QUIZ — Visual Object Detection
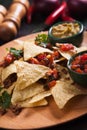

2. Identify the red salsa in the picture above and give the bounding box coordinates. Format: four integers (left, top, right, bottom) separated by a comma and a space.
71, 53, 87, 74
60, 44, 74, 51
28, 51, 60, 88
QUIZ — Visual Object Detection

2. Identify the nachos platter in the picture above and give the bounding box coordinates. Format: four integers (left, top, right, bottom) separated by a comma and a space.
0, 32, 87, 129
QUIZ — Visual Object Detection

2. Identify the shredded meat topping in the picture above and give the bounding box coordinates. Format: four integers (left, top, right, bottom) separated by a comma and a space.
3, 73, 17, 88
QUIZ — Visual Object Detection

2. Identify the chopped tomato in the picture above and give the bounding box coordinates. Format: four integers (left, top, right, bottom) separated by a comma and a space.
81, 54, 87, 61
47, 68, 59, 80
71, 64, 80, 70
37, 53, 46, 61
47, 80, 56, 88
46, 69, 54, 76
28, 57, 40, 64
36, 53, 54, 67
52, 68, 59, 79
75, 68, 83, 73
52, 51, 60, 60
5, 53, 14, 65
60, 44, 74, 51
40, 58, 49, 66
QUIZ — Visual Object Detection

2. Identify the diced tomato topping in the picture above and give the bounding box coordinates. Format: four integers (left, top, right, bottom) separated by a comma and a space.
39, 57, 48, 66
60, 44, 74, 51
47, 80, 56, 88
37, 53, 46, 61
28, 57, 40, 64
52, 68, 59, 79
47, 68, 59, 79
36, 53, 54, 67
46, 69, 54, 76
52, 51, 60, 60
4, 53, 15, 65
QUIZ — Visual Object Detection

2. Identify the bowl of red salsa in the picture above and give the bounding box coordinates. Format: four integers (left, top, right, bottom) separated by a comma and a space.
67, 51, 87, 86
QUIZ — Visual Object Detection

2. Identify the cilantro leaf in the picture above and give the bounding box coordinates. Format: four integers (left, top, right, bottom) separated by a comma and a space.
35, 34, 49, 44
10, 48, 23, 58
0, 91, 11, 109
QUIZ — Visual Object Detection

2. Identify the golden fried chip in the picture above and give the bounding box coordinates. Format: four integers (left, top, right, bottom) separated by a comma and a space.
0, 82, 16, 95
28, 90, 51, 103
51, 80, 87, 109
18, 98, 48, 108
11, 82, 45, 104
14, 60, 50, 90
76, 46, 87, 53
57, 64, 72, 82
1, 63, 17, 82
24, 41, 52, 61
56, 43, 77, 60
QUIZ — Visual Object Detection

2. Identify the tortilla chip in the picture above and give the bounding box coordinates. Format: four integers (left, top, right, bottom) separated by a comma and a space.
18, 98, 48, 108
28, 90, 51, 103
1, 63, 17, 82
1, 82, 16, 95
54, 57, 65, 63
56, 43, 77, 60
57, 65, 73, 82
14, 60, 50, 90
0, 64, 17, 94
24, 41, 52, 61
11, 82, 45, 104
51, 80, 87, 109
76, 46, 87, 53
58, 49, 75, 60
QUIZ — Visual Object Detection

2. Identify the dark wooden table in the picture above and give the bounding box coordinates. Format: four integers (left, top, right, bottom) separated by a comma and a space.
0, 1, 87, 130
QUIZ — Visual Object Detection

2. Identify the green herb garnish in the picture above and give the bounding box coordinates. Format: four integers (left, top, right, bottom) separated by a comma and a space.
0, 90, 11, 109
10, 48, 23, 58
35, 34, 49, 44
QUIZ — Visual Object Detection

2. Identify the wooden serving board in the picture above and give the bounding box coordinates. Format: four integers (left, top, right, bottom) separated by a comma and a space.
0, 32, 87, 129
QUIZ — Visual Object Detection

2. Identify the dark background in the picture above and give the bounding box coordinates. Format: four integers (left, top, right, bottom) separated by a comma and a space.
0, 0, 87, 45
0, 0, 87, 130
